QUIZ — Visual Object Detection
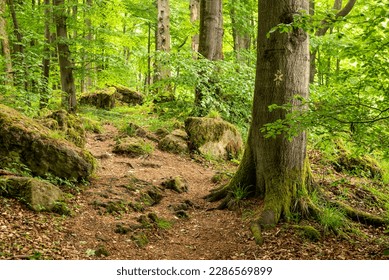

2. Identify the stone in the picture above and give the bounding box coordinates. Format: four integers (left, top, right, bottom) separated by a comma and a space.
185, 117, 243, 160
0, 104, 96, 181
158, 129, 189, 154
0, 176, 64, 212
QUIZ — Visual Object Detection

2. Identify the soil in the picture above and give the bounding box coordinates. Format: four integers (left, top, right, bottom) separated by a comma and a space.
1, 124, 388, 260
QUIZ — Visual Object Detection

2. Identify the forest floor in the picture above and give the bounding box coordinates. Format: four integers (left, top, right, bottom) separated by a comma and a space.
1, 124, 388, 260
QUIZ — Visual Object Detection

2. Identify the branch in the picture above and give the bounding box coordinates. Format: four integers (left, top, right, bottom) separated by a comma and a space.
316, 0, 357, 36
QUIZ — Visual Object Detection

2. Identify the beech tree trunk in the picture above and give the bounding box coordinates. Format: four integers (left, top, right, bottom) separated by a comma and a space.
154, 0, 173, 101
194, 0, 223, 112
208, 0, 311, 227
190, 0, 200, 54
54, 0, 77, 112
40, 0, 51, 108
0, 0, 13, 85
230, 0, 252, 61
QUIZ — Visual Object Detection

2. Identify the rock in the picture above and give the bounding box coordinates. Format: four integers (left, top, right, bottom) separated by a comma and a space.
112, 137, 153, 157
42, 110, 86, 148
80, 87, 116, 109
113, 85, 144, 106
124, 123, 158, 141
185, 117, 243, 160
158, 129, 189, 154
162, 176, 188, 193
154, 128, 170, 139
0, 104, 96, 181
0, 176, 64, 212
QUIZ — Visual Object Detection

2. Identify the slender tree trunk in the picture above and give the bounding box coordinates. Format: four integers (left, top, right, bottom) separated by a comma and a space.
309, 0, 356, 83
54, 0, 77, 112
7, 0, 29, 91
154, 0, 173, 101
0, 0, 13, 85
40, 0, 51, 108
189, 0, 200, 55
81, 0, 93, 92
230, 0, 251, 61
194, 0, 223, 112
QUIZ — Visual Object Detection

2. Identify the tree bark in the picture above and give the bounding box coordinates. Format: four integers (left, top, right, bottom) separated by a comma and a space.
194, 0, 223, 112
154, 0, 173, 101
40, 0, 52, 108
230, 0, 252, 61
208, 0, 311, 227
189, 0, 200, 54
0, 0, 13, 85
198, 0, 223, 60
54, 0, 77, 112
81, 0, 93, 93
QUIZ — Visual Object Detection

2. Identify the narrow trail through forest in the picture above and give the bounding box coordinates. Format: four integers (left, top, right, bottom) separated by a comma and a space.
1, 124, 388, 260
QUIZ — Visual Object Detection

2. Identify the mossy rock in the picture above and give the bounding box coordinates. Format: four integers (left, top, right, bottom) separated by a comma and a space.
112, 85, 144, 106
43, 110, 86, 148
0, 176, 64, 212
185, 117, 243, 160
0, 104, 96, 181
79, 87, 116, 109
162, 176, 188, 193
158, 130, 189, 154
113, 137, 154, 157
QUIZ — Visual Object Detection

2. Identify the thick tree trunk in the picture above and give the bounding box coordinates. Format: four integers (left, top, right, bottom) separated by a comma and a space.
208, 0, 311, 227
0, 0, 13, 85
54, 0, 77, 112
198, 0, 223, 60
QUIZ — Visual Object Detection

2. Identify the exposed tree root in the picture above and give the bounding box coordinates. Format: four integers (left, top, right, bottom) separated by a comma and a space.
328, 199, 387, 227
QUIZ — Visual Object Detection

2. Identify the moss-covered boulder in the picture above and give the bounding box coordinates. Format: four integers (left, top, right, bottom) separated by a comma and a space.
0, 104, 96, 181
158, 129, 189, 154
185, 117, 243, 160
80, 87, 116, 109
113, 85, 144, 106
0, 176, 64, 212
41, 110, 86, 148
113, 137, 153, 157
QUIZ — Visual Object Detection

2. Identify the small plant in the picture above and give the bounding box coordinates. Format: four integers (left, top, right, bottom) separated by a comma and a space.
227, 184, 252, 210
319, 206, 348, 234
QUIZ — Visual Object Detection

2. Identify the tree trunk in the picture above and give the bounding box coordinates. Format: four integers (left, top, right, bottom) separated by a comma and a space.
0, 0, 13, 85
40, 0, 52, 108
230, 0, 252, 61
154, 0, 173, 101
81, 0, 93, 93
194, 0, 223, 112
198, 0, 223, 60
189, 0, 200, 54
208, 0, 311, 227
54, 0, 77, 112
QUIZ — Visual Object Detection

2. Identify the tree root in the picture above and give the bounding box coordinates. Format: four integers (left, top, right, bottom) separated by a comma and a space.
328, 199, 387, 227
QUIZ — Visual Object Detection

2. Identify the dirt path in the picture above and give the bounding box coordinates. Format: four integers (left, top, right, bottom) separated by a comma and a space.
1, 124, 388, 260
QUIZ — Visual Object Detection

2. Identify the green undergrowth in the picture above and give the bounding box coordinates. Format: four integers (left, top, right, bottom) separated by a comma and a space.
78, 104, 179, 134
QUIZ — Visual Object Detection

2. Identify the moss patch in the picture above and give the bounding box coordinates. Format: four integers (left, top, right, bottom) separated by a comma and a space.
0, 104, 96, 181
113, 137, 154, 157
185, 117, 243, 160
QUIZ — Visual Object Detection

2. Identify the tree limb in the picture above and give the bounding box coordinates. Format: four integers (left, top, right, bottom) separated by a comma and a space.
316, 0, 357, 36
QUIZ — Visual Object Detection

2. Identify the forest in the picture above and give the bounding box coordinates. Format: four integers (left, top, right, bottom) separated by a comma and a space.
0, 0, 388, 260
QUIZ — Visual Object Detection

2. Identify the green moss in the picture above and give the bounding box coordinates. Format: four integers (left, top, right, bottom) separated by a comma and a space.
294, 225, 321, 242
113, 137, 154, 157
